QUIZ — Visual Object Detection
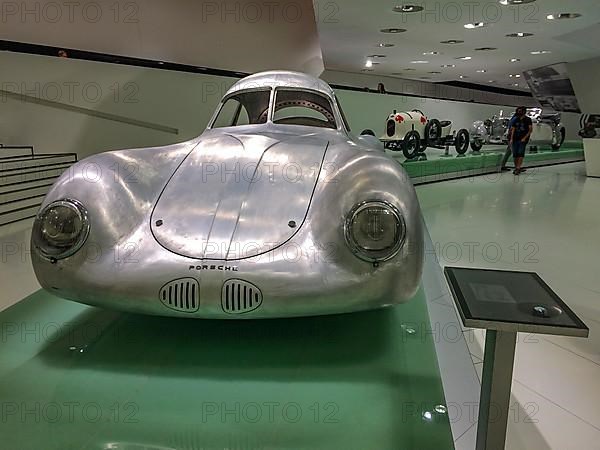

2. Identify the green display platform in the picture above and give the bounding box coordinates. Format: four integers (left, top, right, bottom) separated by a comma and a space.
401, 153, 503, 179
0, 290, 453, 450
395, 146, 584, 183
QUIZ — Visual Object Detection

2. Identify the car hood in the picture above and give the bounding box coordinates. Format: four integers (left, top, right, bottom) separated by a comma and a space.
151, 131, 328, 260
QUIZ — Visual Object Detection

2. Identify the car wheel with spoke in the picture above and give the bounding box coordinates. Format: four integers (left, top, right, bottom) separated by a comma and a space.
470, 140, 483, 152
455, 129, 470, 155
402, 130, 422, 159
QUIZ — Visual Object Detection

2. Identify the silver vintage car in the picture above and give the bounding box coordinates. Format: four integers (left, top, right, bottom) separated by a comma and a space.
31, 71, 424, 319
470, 107, 566, 152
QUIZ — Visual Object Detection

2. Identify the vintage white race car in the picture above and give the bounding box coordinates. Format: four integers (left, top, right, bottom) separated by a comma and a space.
470, 108, 566, 152
380, 109, 470, 159
31, 71, 424, 319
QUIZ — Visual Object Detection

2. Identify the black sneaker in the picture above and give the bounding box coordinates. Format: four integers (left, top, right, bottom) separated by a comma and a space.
513, 169, 519, 175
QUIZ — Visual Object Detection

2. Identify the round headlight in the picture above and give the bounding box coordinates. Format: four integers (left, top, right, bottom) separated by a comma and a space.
345, 200, 406, 262
32, 199, 90, 260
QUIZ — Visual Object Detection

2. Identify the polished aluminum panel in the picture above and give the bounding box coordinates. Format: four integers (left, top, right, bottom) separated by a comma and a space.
227, 131, 328, 259
151, 129, 327, 260
226, 70, 335, 99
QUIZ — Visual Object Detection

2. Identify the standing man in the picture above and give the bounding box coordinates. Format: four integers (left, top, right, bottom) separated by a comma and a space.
508, 106, 533, 175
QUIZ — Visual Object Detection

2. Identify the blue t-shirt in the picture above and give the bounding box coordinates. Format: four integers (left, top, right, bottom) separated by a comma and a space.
509, 115, 533, 141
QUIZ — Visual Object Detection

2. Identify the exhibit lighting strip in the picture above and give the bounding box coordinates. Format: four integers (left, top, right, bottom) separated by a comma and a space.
0, 40, 250, 79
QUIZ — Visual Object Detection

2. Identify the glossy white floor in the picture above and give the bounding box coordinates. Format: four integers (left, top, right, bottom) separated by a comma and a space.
1, 162, 598, 449
418, 162, 600, 449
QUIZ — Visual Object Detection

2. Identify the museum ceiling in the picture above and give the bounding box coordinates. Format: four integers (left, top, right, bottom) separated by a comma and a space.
1, 0, 599, 93
316, 0, 600, 91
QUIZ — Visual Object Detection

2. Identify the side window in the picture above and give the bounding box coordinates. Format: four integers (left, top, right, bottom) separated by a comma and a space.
212, 90, 270, 128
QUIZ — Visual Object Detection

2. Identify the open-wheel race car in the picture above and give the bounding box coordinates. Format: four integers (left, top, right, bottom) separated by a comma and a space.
470, 107, 566, 152
31, 71, 424, 319
379, 109, 470, 159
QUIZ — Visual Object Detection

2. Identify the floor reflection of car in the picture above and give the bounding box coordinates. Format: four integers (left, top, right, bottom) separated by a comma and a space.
469, 108, 566, 152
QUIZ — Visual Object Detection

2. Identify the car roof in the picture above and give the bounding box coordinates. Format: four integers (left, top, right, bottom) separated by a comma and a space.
225, 71, 335, 99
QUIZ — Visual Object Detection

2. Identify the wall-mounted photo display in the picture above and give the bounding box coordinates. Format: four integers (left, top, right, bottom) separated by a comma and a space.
523, 63, 581, 113
579, 114, 600, 138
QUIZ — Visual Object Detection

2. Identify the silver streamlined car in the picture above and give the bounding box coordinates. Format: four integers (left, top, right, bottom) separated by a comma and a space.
470, 107, 566, 152
31, 71, 424, 319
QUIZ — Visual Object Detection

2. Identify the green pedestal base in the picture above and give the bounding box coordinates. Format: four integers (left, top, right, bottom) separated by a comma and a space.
0, 289, 454, 450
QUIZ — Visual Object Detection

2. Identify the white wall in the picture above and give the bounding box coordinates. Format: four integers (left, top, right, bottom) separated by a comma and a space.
0, 51, 581, 162
322, 69, 539, 108
335, 88, 582, 141
0, 52, 237, 158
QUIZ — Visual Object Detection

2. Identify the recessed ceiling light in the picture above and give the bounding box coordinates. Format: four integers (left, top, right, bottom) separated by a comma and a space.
455, 56, 472, 60
423, 51, 440, 55
365, 60, 373, 68
488, 80, 495, 83
513, 83, 520, 86
380, 28, 407, 33
440, 39, 464, 44
459, 75, 468, 79
411, 60, 429, 64
367, 54, 387, 58
499, 0, 537, 5
530, 50, 552, 55
547, 13, 581, 20
475, 47, 498, 51
441, 64, 456, 68
377, 43, 395, 47
506, 32, 534, 37
464, 22, 487, 29
393, 4, 424, 13
476, 69, 487, 73
509, 74, 521, 78
508, 58, 521, 62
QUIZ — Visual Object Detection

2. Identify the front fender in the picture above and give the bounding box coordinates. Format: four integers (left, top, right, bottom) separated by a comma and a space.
308, 146, 424, 302
31, 140, 197, 299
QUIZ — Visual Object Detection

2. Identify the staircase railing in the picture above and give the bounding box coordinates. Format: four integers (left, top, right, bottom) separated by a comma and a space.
0, 145, 78, 227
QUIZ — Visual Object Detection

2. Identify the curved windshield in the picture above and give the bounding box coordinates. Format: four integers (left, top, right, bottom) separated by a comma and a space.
212, 89, 270, 128
273, 89, 337, 129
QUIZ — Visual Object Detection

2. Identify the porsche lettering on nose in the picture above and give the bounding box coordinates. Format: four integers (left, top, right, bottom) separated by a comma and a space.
188, 265, 239, 271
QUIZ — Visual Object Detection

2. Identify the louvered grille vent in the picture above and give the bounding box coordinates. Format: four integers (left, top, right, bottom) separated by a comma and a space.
159, 278, 200, 313
222, 279, 263, 314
